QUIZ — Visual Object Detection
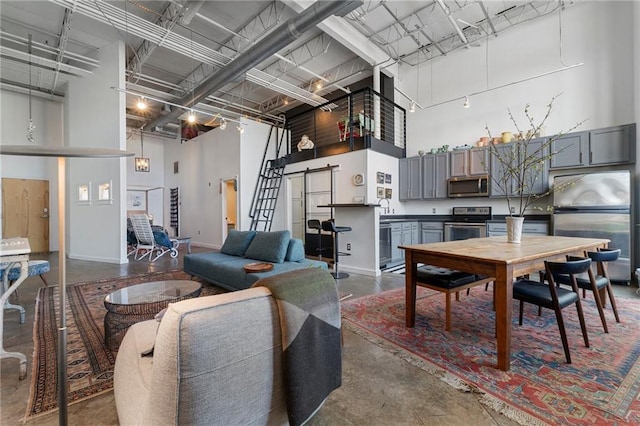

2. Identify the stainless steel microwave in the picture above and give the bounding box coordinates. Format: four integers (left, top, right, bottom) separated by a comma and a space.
447, 175, 489, 197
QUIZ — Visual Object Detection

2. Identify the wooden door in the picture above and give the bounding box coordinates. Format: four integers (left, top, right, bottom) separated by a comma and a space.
2, 178, 50, 252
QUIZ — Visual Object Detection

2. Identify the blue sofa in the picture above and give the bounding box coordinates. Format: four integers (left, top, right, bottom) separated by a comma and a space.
184, 230, 328, 291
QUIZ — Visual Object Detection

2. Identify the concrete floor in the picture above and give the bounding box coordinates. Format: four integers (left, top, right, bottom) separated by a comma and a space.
2, 247, 638, 425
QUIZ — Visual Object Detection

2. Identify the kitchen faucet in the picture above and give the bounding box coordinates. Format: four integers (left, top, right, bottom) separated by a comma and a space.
378, 198, 390, 214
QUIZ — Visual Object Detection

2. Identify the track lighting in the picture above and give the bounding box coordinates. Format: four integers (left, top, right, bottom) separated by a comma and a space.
187, 110, 196, 123
136, 97, 148, 110
219, 118, 227, 130
409, 101, 416, 113
463, 96, 470, 108
237, 125, 244, 134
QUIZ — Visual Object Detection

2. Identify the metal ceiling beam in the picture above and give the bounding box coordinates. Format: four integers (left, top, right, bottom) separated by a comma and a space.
51, 8, 74, 94
282, 0, 396, 75
127, 1, 205, 82
49, 0, 231, 67
148, 0, 362, 130
435, 0, 469, 47
478, 1, 498, 37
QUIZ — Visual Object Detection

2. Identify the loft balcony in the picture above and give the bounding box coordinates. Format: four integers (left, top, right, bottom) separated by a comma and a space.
285, 87, 406, 163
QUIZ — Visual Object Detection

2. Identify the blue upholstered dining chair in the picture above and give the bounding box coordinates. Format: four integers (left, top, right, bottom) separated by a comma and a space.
553, 249, 621, 333
513, 258, 592, 364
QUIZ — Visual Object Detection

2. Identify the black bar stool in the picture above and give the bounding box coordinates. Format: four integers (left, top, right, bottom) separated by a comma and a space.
307, 219, 325, 260
321, 219, 352, 279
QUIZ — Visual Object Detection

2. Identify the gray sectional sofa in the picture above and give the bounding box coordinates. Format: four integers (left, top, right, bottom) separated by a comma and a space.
183, 229, 328, 291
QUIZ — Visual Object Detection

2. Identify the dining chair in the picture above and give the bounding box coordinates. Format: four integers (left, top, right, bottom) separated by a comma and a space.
552, 249, 621, 333
513, 258, 591, 364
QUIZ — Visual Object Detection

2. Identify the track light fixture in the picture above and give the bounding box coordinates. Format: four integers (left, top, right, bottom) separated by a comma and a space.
237, 125, 244, 134
409, 101, 416, 113
187, 110, 196, 123
463, 96, 470, 108
219, 118, 227, 130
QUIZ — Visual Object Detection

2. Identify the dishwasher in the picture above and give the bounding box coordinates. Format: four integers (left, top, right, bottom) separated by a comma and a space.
379, 223, 392, 268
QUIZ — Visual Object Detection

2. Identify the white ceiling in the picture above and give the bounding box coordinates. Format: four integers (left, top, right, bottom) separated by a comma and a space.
0, 0, 562, 135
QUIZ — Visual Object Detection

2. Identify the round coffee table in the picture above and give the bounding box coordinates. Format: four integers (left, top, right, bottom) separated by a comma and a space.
104, 280, 201, 350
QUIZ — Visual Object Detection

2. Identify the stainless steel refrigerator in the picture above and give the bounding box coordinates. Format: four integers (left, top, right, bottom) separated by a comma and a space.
552, 171, 631, 284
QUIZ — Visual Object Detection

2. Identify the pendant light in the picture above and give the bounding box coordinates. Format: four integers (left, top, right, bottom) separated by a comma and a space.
26, 34, 36, 143
135, 128, 150, 172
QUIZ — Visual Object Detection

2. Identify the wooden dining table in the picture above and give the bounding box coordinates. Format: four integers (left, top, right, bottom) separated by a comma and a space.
400, 235, 609, 371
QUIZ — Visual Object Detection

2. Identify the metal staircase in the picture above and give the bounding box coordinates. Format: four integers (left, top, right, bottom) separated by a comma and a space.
249, 125, 287, 231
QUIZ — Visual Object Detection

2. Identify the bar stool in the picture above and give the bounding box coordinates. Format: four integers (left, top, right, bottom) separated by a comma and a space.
307, 219, 325, 260
321, 219, 351, 279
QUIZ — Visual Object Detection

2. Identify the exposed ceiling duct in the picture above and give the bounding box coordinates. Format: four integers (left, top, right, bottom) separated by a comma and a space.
148, 0, 363, 131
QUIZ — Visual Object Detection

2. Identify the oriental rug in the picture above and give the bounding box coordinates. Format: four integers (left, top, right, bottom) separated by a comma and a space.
341, 287, 640, 426
27, 270, 224, 419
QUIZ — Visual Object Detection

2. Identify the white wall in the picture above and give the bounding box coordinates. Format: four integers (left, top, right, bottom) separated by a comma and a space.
0, 90, 62, 248
394, 1, 635, 216
126, 129, 169, 224
66, 40, 127, 263
162, 118, 269, 249
401, 2, 634, 154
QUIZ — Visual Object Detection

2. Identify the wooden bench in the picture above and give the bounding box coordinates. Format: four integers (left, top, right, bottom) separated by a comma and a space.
411, 265, 494, 331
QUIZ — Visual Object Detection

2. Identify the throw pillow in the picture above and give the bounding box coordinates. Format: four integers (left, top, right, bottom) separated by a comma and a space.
244, 230, 291, 263
221, 230, 257, 256
285, 238, 305, 262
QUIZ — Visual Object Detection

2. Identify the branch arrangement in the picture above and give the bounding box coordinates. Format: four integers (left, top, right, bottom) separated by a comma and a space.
485, 94, 587, 216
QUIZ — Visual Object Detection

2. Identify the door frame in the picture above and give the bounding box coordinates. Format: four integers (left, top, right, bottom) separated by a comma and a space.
220, 176, 239, 241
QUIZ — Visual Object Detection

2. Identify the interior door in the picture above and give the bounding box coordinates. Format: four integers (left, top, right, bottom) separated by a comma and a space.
2, 178, 50, 252
289, 176, 304, 240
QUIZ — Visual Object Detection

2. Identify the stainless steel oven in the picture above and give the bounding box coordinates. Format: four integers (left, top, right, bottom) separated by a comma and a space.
443, 207, 491, 242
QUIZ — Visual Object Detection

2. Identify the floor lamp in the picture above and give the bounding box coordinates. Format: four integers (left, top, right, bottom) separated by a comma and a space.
0, 145, 133, 425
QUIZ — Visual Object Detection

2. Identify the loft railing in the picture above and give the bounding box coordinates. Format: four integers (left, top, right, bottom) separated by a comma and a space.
285, 87, 406, 162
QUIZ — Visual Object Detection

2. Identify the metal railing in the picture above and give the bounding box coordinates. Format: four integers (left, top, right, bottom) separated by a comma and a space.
286, 87, 406, 161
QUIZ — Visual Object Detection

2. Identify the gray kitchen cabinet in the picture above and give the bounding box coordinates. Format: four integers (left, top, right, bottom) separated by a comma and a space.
389, 221, 419, 265
590, 125, 634, 166
549, 132, 588, 169
422, 153, 448, 199
490, 139, 548, 197
399, 156, 422, 200
405, 222, 419, 247
548, 124, 635, 170
390, 223, 403, 264
450, 148, 488, 177
487, 221, 549, 237
421, 222, 444, 243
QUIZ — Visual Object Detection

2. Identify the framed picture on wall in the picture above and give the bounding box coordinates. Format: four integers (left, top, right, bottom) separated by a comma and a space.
377, 186, 384, 198
127, 191, 146, 211
385, 173, 391, 184
77, 183, 91, 205
97, 180, 113, 204
376, 172, 385, 184
385, 188, 392, 199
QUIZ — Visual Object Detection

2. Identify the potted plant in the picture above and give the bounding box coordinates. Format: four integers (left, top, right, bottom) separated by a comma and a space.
486, 95, 585, 243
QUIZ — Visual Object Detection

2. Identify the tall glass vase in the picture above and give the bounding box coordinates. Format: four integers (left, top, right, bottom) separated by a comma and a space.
506, 216, 525, 243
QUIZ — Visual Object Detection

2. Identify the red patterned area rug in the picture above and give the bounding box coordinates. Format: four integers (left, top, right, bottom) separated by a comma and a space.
341, 287, 640, 425
27, 270, 224, 420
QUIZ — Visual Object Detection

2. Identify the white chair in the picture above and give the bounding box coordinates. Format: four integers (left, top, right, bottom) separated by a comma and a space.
129, 214, 178, 262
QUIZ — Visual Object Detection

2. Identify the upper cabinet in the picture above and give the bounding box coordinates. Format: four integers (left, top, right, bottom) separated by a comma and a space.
449, 148, 488, 177
549, 124, 636, 170
489, 138, 548, 197
590, 125, 635, 166
399, 153, 448, 200
399, 156, 422, 201
422, 153, 449, 199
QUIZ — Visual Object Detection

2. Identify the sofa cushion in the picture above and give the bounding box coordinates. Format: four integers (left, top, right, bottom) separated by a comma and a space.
244, 230, 291, 263
285, 238, 305, 262
220, 230, 257, 256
